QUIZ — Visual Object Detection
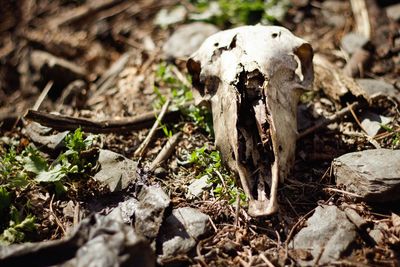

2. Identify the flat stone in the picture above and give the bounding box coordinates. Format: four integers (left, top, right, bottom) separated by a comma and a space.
24, 122, 69, 150
93, 150, 138, 192
134, 185, 170, 240
386, 3, 400, 21
356, 79, 400, 103
0, 214, 155, 267
158, 207, 210, 259
341, 32, 369, 55
360, 111, 392, 137
334, 149, 400, 202
186, 175, 210, 199
162, 22, 219, 59
291, 205, 357, 266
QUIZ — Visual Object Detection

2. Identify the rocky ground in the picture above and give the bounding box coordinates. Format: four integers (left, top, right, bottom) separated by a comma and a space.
0, 0, 399, 266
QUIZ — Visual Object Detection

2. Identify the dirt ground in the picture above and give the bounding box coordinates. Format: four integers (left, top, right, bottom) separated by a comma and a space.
0, 0, 400, 266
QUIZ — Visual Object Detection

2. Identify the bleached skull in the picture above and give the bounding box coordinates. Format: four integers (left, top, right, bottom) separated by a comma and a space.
187, 25, 313, 216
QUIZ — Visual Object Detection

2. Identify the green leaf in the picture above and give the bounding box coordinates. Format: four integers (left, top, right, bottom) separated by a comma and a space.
35, 164, 66, 182
381, 124, 393, 132
7, 173, 29, 189
23, 150, 48, 174
0, 211, 36, 244
54, 181, 67, 196
65, 128, 91, 152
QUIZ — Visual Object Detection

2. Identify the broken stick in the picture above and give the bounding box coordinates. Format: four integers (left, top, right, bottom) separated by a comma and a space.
134, 99, 170, 157
24, 106, 183, 134
149, 132, 182, 172
297, 102, 361, 139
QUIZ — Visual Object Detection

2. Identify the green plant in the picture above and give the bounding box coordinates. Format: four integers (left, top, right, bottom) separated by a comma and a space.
190, 0, 290, 26
154, 62, 193, 110
0, 145, 35, 244
381, 124, 400, 148
0, 206, 36, 245
153, 62, 214, 135
23, 128, 95, 184
187, 146, 247, 205
183, 105, 214, 136
0, 146, 30, 189
0, 128, 96, 244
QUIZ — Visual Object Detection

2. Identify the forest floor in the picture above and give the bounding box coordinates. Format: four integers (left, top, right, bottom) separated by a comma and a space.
0, 0, 399, 266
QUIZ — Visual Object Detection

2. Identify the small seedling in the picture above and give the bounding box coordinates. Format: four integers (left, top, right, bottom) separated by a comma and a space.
23, 128, 95, 184
0, 207, 36, 245
187, 146, 247, 205
153, 62, 214, 135
381, 124, 400, 148
0, 128, 96, 244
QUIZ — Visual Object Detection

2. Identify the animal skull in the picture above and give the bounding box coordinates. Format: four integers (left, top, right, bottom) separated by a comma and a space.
187, 25, 314, 216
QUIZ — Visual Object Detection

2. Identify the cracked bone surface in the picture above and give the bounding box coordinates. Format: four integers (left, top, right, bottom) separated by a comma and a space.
187, 25, 314, 216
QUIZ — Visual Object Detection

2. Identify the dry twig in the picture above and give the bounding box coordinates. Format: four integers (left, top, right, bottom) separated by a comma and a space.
24, 106, 183, 133
33, 81, 54, 111
134, 99, 170, 157
49, 194, 66, 236
259, 253, 276, 267
148, 132, 182, 172
298, 102, 361, 139
350, 0, 371, 39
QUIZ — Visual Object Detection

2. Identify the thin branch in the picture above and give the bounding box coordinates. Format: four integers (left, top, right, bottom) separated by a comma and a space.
24, 106, 183, 133
297, 102, 361, 139
134, 99, 170, 157
148, 132, 182, 172
347, 103, 368, 134
33, 81, 53, 111
350, 0, 371, 39
259, 253, 276, 267
323, 187, 362, 198
49, 194, 66, 236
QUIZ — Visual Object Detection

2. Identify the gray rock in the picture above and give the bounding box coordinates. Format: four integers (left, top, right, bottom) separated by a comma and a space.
186, 175, 210, 199
162, 22, 219, 59
386, 3, 400, 21
291, 205, 357, 266
24, 122, 69, 150
93, 149, 138, 192
334, 149, 400, 202
360, 111, 392, 137
341, 32, 369, 55
0, 214, 155, 267
356, 79, 400, 103
107, 198, 138, 224
135, 185, 170, 240
158, 207, 210, 259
